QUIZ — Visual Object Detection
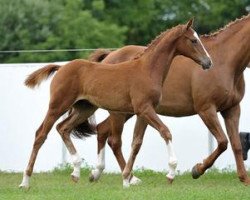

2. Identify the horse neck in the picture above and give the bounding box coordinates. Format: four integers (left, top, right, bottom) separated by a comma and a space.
139, 27, 182, 85
204, 16, 250, 76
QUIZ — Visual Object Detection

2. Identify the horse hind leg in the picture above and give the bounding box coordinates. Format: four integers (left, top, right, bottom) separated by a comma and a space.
56, 101, 97, 183
19, 107, 63, 189
222, 105, 250, 185
193, 107, 228, 179
89, 117, 110, 182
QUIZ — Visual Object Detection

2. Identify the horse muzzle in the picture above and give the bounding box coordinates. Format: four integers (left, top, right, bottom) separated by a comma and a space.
201, 57, 213, 70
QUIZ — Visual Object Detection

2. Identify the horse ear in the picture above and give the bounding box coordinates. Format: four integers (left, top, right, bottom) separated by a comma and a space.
186, 18, 194, 30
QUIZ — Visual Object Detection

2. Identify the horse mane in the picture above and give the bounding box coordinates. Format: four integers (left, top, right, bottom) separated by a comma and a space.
88, 49, 111, 62
133, 24, 185, 60
202, 13, 250, 38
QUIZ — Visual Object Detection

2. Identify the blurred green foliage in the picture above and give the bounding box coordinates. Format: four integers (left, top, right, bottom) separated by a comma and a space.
0, 0, 249, 63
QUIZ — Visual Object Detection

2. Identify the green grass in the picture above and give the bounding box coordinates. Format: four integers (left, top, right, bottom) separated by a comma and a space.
0, 167, 250, 200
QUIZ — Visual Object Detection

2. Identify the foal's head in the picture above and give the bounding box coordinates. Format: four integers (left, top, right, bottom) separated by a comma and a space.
176, 19, 212, 70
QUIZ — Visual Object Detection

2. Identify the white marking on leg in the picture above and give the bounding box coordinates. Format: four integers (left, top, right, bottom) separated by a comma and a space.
71, 153, 82, 179
19, 172, 30, 188
91, 147, 105, 181
166, 141, 178, 180
123, 177, 130, 188
193, 31, 211, 59
129, 175, 142, 185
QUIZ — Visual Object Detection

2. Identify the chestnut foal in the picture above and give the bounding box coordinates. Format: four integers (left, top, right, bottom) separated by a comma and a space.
19, 19, 211, 188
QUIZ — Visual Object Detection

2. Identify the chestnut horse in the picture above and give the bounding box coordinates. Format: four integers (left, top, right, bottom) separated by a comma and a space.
19, 19, 212, 188
85, 14, 250, 186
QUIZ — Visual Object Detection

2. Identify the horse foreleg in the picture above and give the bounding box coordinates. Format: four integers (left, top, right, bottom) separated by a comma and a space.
122, 116, 147, 188
166, 141, 177, 183
19, 108, 61, 189
194, 107, 228, 179
136, 105, 177, 183
221, 104, 250, 185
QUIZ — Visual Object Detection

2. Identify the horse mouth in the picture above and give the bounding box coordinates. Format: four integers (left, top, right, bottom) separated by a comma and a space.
201, 58, 213, 70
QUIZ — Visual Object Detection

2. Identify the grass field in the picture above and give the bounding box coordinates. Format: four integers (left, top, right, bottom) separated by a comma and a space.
0, 167, 250, 200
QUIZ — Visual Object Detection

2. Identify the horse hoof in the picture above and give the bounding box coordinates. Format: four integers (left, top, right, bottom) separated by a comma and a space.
123, 180, 130, 188
129, 176, 142, 185
19, 184, 30, 190
243, 178, 250, 186
71, 175, 80, 183
89, 174, 96, 182
167, 177, 174, 184
191, 165, 201, 179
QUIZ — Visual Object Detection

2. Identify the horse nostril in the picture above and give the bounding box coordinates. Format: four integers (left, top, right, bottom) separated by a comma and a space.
201, 58, 212, 70
207, 59, 212, 67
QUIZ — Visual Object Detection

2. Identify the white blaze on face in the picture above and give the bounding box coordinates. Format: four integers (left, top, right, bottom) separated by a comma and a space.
193, 31, 211, 59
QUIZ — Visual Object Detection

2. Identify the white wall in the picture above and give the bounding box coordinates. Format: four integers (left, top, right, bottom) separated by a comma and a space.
0, 63, 249, 173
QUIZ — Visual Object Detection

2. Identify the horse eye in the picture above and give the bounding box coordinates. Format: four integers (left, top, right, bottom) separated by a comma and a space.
191, 39, 198, 44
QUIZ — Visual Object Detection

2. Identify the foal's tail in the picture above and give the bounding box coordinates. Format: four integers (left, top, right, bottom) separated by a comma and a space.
88, 49, 111, 62
71, 114, 97, 139
24, 64, 61, 88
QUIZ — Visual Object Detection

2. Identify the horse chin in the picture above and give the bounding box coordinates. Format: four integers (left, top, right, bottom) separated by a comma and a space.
197, 55, 212, 70
201, 60, 212, 70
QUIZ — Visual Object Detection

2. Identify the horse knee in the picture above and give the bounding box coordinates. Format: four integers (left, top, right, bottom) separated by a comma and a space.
159, 128, 172, 141
109, 138, 121, 152
218, 138, 228, 151
97, 131, 109, 144
56, 124, 68, 138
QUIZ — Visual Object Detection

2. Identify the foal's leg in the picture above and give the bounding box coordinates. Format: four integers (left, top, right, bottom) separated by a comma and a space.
192, 106, 228, 179
122, 105, 177, 187
89, 117, 110, 182
89, 113, 141, 184
19, 107, 65, 188
221, 105, 250, 185
122, 116, 147, 187
57, 103, 97, 182
108, 113, 142, 185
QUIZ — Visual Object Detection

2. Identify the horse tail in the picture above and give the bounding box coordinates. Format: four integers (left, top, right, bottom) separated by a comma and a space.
88, 49, 111, 62
71, 114, 97, 139
24, 64, 61, 88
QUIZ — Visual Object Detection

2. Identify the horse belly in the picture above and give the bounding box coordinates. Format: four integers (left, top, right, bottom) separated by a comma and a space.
84, 93, 134, 113
156, 101, 196, 117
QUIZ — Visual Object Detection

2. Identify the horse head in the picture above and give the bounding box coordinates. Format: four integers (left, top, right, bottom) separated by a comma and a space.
176, 18, 213, 70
